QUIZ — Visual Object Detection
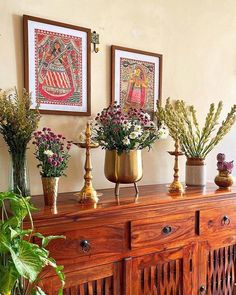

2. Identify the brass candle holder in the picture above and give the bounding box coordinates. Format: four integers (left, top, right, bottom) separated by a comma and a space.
168, 139, 184, 193
74, 122, 101, 203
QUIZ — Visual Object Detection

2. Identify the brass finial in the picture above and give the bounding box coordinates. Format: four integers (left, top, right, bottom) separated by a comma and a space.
168, 138, 184, 193
74, 122, 100, 203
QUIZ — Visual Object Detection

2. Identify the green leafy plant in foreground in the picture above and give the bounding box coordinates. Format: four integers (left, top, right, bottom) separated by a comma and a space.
0, 192, 65, 295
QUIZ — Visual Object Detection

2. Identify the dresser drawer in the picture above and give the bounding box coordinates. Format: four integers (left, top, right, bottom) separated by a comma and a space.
45, 223, 126, 265
131, 213, 195, 250
200, 207, 236, 236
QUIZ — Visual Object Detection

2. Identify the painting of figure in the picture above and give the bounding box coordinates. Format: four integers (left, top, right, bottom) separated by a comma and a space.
24, 15, 91, 115
36, 32, 82, 105
112, 46, 162, 114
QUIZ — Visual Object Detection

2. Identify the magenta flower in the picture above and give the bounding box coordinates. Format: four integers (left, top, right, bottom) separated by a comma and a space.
217, 153, 225, 162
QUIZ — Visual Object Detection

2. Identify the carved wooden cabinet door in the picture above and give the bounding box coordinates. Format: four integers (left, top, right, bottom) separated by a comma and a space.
41, 262, 121, 295
199, 241, 236, 295
127, 244, 197, 295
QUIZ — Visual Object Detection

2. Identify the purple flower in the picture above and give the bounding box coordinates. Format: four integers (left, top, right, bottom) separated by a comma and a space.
217, 153, 225, 162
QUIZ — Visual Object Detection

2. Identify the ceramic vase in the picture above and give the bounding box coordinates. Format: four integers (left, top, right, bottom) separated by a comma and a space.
42, 177, 60, 206
185, 158, 206, 186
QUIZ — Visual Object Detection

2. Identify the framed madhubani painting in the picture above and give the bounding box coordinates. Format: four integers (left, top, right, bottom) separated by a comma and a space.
23, 15, 91, 116
111, 45, 162, 114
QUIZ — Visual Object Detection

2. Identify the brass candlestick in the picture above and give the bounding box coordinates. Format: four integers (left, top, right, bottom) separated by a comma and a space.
168, 139, 184, 193
74, 122, 101, 203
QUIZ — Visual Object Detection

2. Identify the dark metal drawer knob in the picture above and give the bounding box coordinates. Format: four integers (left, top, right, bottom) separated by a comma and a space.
80, 240, 91, 252
199, 285, 206, 294
162, 226, 172, 234
222, 215, 230, 225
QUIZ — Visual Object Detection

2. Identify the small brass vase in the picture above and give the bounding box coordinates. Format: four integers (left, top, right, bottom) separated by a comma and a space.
104, 150, 143, 196
42, 177, 59, 206
214, 171, 234, 189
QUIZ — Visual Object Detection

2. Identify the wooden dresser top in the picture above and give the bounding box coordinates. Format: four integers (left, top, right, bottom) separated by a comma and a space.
31, 184, 236, 223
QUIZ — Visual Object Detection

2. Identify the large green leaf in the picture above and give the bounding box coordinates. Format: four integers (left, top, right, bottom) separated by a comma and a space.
0, 264, 18, 293
31, 286, 47, 295
2, 216, 21, 230
10, 240, 44, 282
34, 233, 65, 248
0, 231, 11, 253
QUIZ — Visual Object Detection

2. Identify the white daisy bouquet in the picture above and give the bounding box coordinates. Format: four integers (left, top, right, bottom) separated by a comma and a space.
94, 103, 168, 155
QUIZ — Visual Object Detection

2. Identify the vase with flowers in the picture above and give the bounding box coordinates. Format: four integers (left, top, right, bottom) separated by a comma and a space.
157, 99, 236, 186
93, 103, 168, 196
0, 88, 40, 196
33, 128, 72, 206
214, 153, 234, 188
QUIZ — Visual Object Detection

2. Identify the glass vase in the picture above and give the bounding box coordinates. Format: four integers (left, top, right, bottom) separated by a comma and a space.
9, 151, 30, 197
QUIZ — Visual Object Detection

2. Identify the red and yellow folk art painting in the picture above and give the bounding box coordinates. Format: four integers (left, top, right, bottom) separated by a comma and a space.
120, 58, 155, 112
35, 29, 82, 106
112, 46, 162, 114
24, 15, 91, 115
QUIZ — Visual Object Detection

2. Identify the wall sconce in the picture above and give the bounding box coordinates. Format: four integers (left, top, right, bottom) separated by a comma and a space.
91, 31, 99, 53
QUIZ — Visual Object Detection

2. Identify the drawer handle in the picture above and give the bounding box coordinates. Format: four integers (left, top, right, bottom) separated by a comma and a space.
222, 215, 231, 226
199, 285, 206, 294
80, 240, 91, 252
162, 226, 172, 235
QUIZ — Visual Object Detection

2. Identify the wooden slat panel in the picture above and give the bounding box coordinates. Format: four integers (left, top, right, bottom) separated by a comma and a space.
203, 244, 236, 294
132, 248, 186, 295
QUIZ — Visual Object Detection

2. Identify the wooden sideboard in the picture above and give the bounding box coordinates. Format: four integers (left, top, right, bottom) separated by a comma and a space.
30, 184, 236, 295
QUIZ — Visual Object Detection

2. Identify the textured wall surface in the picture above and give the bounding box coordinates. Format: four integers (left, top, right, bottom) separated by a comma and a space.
0, 0, 236, 195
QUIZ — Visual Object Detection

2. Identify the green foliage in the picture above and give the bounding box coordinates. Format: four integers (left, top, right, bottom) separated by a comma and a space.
0, 192, 65, 295
156, 99, 236, 159
0, 88, 41, 154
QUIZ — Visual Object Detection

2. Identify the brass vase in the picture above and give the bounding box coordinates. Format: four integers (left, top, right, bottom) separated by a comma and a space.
104, 150, 143, 196
42, 177, 60, 206
214, 171, 234, 188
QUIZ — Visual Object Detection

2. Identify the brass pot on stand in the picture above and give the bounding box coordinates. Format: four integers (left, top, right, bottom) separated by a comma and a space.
104, 150, 143, 197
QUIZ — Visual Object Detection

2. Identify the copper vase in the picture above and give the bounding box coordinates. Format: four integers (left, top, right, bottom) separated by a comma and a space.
42, 177, 60, 206
104, 150, 143, 196
214, 171, 234, 188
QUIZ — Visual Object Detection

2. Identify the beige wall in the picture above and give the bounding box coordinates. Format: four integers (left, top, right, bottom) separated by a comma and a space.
0, 0, 236, 195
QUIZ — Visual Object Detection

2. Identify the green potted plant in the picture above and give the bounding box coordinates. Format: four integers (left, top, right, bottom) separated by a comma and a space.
33, 128, 72, 206
0, 88, 41, 196
156, 99, 236, 186
0, 191, 65, 294
93, 103, 168, 196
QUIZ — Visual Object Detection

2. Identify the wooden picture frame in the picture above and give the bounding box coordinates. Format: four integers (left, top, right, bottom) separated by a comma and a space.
23, 15, 91, 116
111, 45, 162, 114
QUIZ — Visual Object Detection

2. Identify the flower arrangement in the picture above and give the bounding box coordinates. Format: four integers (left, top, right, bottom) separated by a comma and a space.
0, 88, 41, 196
156, 99, 236, 159
217, 153, 234, 174
93, 104, 168, 154
33, 128, 72, 177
